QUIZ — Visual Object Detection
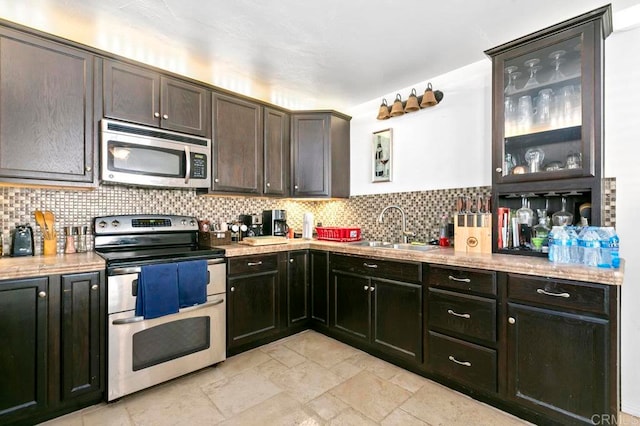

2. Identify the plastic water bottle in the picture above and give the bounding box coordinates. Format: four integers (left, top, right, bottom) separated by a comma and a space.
579, 227, 601, 267
567, 226, 580, 264
596, 227, 613, 268
611, 231, 620, 268
547, 227, 555, 262
551, 226, 571, 264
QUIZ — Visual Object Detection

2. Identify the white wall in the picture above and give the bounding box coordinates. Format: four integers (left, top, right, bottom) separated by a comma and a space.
348, 21, 640, 416
348, 60, 493, 195
605, 24, 640, 415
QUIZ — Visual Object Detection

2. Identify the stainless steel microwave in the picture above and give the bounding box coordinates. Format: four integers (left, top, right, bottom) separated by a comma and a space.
100, 119, 211, 189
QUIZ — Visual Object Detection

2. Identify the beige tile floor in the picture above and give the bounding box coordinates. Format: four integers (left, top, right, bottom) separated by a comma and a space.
41, 330, 638, 426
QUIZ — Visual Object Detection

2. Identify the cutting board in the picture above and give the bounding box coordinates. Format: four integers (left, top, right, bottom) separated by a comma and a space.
239, 236, 289, 246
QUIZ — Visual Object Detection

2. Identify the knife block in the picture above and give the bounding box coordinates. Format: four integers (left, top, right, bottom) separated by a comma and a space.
454, 213, 492, 254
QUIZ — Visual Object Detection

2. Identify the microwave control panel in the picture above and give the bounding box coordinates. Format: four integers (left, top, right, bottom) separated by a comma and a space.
191, 153, 208, 179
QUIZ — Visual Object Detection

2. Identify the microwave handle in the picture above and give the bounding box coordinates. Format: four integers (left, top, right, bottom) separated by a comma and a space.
184, 146, 191, 184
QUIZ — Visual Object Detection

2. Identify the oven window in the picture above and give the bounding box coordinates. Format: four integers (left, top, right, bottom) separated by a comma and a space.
132, 317, 210, 371
107, 141, 184, 177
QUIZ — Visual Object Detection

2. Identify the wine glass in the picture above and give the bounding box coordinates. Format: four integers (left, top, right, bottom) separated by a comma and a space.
504, 66, 520, 95
523, 58, 541, 89
548, 50, 566, 82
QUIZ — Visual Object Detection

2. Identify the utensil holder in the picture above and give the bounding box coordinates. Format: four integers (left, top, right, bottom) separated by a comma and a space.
43, 239, 57, 255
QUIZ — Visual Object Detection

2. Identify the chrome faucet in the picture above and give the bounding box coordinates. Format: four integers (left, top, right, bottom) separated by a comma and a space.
378, 205, 415, 244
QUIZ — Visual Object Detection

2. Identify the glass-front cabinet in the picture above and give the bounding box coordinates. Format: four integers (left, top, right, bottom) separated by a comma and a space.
486, 5, 611, 256
487, 6, 611, 184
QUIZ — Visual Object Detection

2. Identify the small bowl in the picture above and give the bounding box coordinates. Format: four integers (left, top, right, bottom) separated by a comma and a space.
544, 161, 564, 171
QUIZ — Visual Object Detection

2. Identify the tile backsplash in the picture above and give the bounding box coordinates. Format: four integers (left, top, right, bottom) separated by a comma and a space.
0, 179, 615, 255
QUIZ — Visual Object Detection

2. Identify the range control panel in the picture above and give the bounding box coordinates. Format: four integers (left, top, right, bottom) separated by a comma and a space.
94, 215, 198, 235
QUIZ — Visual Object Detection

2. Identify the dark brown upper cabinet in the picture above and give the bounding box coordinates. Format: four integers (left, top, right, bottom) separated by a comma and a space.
291, 112, 350, 198
0, 27, 95, 186
104, 60, 210, 137
485, 5, 611, 187
211, 93, 263, 194
485, 5, 611, 257
263, 107, 290, 196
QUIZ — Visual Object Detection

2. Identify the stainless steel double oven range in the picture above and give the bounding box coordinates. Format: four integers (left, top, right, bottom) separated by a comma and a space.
94, 215, 226, 401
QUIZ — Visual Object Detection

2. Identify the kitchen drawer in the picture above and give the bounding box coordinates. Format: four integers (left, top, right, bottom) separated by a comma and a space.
330, 254, 422, 283
428, 331, 497, 394
429, 266, 496, 296
228, 254, 279, 276
428, 288, 496, 343
507, 273, 608, 316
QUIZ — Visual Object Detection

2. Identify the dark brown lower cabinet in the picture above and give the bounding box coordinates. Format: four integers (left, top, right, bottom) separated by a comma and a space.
0, 272, 104, 426
0, 277, 48, 424
330, 254, 423, 364
287, 250, 309, 327
60, 272, 102, 401
309, 250, 329, 327
507, 303, 609, 424
227, 253, 285, 354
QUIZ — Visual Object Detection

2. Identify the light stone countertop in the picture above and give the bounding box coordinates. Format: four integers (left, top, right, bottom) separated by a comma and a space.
0, 240, 624, 286
220, 239, 625, 286
0, 252, 105, 281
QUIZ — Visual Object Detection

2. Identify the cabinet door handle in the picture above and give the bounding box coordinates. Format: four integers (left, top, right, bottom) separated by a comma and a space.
495, 167, 503, 173
370, 286, 375, 292
294, 185, 299, 190
214, 178, 220, 183
91, 284, 98, 291
508, 317, 516, 324
154, 112, 160, 118
230, 287, 235, 292
266, 182, 271, 187
162, 114, 169, 120
85, 165, 92, 172
448, 356, 471, 367
289, 258, 294, 263
536, 288, 570, 298
364, 285, 369, 291
447, 309, 470, 319
247, 261, 263, 266
363, 263, 378, 269
38, 291, 47, 299
448, 275, 471, 283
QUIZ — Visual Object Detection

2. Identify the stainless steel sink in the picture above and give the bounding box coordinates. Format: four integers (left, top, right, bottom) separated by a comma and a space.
350, 240, 393, 247
350, 241, 439, 252
387, 243, 439, 252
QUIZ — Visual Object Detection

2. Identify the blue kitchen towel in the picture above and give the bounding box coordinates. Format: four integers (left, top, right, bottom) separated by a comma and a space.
177, 260, 208, 307
135, 263, 179, 319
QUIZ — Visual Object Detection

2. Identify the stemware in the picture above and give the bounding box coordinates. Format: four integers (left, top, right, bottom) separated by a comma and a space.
523, 58, 541, 89
504, 66, 520, 95
552, 197, 574, 226
548, 50, 566, 82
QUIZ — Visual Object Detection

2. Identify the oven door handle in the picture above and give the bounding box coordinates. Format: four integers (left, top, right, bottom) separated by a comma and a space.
111, 297, 224, 325
110, 258, 225, 276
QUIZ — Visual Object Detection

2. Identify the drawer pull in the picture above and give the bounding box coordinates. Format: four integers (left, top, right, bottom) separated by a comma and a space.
247, 261, 263, 266
448, 275, 471, 283
364, 285, 369, 291
448, 355, 471, 367
363, 263, 378, 269
536, 288, 570, 298
447, 309, 471, 319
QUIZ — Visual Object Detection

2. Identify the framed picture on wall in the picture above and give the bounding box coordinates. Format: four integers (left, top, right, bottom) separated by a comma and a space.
372, 128, 392, 182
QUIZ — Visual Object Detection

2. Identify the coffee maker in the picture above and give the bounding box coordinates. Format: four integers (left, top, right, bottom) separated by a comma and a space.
262, 210, 288, 236
239, 214, 263, 237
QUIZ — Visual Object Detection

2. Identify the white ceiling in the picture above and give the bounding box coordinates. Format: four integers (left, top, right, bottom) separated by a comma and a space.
2, 0, 640, 110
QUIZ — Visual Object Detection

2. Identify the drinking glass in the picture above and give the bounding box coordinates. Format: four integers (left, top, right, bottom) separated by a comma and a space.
560, 85, 575, 126
517, 95, 534, 133
536, 89, 553, 127
504, 66, 520, 95
523, 58, 541, 89
548, 50, 566, 82
504, 96, 517, 136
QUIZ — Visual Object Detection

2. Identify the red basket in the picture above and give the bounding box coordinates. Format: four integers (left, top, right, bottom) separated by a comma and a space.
316, 227, 361, 242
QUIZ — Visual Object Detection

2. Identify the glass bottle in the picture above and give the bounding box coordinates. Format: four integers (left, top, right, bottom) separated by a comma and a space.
532, 209, 551, 252
516, 197, 534, 249
552, 197, 574, 226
